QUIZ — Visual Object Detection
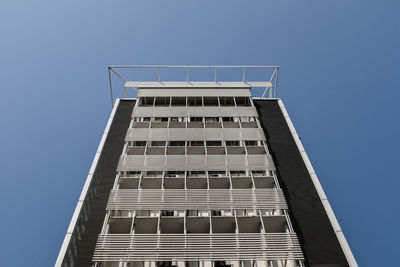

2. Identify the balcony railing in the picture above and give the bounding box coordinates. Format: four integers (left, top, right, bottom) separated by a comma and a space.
107, 65, 280, 107
93, 233, 302, 261
106, 189, 287, 211
117, 155, 276, 172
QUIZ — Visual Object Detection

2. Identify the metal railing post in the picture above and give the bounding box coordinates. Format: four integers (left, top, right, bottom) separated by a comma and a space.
274, 67, 279, 98
108, 67, 114, 108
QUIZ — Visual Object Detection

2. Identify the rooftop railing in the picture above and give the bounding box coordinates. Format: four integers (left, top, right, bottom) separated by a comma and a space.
108, 65, 280, 107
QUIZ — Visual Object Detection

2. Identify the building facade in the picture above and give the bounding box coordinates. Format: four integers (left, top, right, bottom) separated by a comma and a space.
56, 66, 357, 267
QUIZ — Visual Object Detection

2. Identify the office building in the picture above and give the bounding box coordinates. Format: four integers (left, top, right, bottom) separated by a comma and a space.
56, 66, 357, 267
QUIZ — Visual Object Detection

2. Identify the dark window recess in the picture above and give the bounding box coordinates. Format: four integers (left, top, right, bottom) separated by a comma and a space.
139, 97, 154, 107
222, 117, 235, 122
161, 211, 175, 216
171, 97, 186, 106
188, 141, 204, 146
189, 117, 203, 122
187, 97, 202, 106
205, 117, 219, 122
153, 117, 168, 122
154, 97, 170, 106
203, 97, 219, 106
235, 97, 251, 106
226, 141, 241, 146
206, 141, 222, 146
133, 141, 146, 146
169, 141, 185, 146
219, 97, 235, 106
245, 141, 258, 146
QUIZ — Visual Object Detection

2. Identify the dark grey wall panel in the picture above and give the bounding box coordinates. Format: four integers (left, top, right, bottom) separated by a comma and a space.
62, 100, 135, 267
254, 100, 349, 267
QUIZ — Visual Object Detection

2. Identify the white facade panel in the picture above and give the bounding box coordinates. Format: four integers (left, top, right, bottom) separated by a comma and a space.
125, 128, 266, 142
136, 86, 252, 96
186, 155, 206, 170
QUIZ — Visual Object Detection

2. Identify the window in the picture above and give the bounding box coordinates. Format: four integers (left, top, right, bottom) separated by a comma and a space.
187, 97, 202, 106
169, 141, 185, 146
132, 141, 146, 146
170, 117, 185, 122
222, 117, 235, 122
212, 210, 222, 216
203, 97, 219, 106
205, 117, 219, 122
171, 97, 186, 106
188, 141, 204, 146
230, 170, 247, 177
219, 96, 235, 106
189, 117, 203, 122
154, 97, 170, 106
165, 171, 185, 178
144, 171, 163, 178
139, 97, 154, 107
235, 97, 251, 106
128, 171, 141, 177
161, 211, 175, 216
208, 171, 226, 178
206, 141, 222, 146
239, 117, 256, 122
245, 141, 259, 146
225, 141, 241, 147
252, 170, 266, 177
188, 171, 206, 178
153, 117, 168, 122
150, 141, 166, 147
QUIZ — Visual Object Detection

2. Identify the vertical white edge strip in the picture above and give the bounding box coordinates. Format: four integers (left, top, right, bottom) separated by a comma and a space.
55, 99, 122, 267
275, 99, 358, 267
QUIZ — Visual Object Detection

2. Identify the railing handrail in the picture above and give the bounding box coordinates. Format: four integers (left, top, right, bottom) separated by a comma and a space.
107, 65, 280, 107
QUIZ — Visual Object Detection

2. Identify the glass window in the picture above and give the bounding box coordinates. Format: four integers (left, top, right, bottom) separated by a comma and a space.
206, 141, 222, 146
188, 141, 204, 146
154, 97, 170, 106
245, 141, 258, 146
171, 97, 186, 106
203, 97, 219, 106
219, 96, 235, 106
235, 97, 251, 106
139, 97, 154, 107
205, 117, 220, 122
133, 141, 146, 146
187, 97, 202, 106
169, 141, 185, 146
189, 117, 203, 122
150, 141, 166, 147
225, 141, 241, 146
208, 171, 226, 177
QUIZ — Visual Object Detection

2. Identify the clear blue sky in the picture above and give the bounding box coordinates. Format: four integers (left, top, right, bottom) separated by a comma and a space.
1, 1, 399, 266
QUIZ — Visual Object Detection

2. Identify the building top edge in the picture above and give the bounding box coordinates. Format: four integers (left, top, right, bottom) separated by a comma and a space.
125, 81, 272, 89
110, 65, 279, 68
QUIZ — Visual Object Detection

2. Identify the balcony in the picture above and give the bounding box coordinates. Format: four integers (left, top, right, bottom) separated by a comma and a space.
106, 189, 287, 211
93, 233, 303, 262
